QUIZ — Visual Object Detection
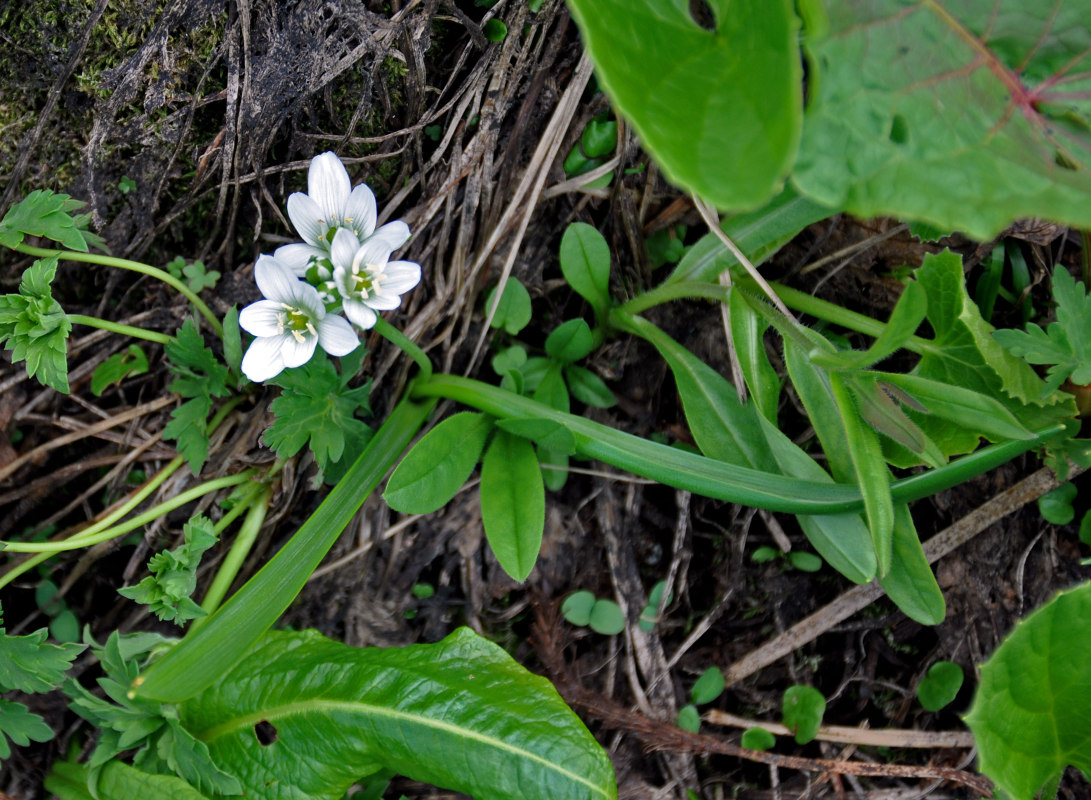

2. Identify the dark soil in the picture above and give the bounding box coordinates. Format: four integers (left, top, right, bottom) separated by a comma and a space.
2, 1, 1090, 798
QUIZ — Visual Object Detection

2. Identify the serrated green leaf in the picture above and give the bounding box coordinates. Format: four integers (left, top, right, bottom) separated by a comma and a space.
0, 189, 90, 251
481, 430, 544, 581
965, 582, 1091, 800
0, 623, 83, 693
794, 2, 1091, 239
182, 628, 616, 800
0, 699, 54, 761
91, 344, 149, 396
917, 661, 963, 712
486, 278, 532, 335
782, 685, 825, 745
162, 397, 213, 475
561, 591, 596, 627
876, 504, 945, 625
0, 257, 71, 393
164, 319, 231, 474
266, 356, 373, 475
566, 0, 801, 210
690, 667, 725, 705
559, 223, 611, 318
384, 412, 492, 514
564, 364, 615, 408
545, 319, 594, 363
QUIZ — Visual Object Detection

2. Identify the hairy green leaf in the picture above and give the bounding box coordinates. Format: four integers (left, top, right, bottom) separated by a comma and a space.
729, 287, 780, 423
965, 582, 1091, 800
795, 2, 1091, 239
0, 257, 71, 393
566, 0, 801, 210
559, 223, 611, 319
384, 412, 491, 514
481, 430, 544, 581
183, 628, 616, 800
811, 281, 927, 371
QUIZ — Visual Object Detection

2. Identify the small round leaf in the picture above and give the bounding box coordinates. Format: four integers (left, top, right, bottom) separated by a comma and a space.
690, 667, 725, 705
917, 661, 964, 712
561, 591, 596, 627
1039, 482, 1077, 525
782, 685, 826, 744
741, 727, 776, 751
676, 704, 701, 733
588, 599, 625, 635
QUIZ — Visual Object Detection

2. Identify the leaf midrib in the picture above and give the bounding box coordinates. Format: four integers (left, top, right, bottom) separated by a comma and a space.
197, 698, 610, 798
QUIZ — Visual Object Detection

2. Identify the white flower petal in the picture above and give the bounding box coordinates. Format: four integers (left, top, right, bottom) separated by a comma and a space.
342, 185, 377, 239
343, 299, 378, 329
309, 152, 351, 223
364, 292, 402, 311
273, 242, 322, 276
280, 335, 317, 369
317, 314, 360, 355
368, 220, 411, 252
242, 335, 287, 382
254, 256, 302, 303
287, 193, 325, 246
352, 238, 394, 272
380, 260, 422, 295
239, 300, 284, 336
329, 228, 361, 271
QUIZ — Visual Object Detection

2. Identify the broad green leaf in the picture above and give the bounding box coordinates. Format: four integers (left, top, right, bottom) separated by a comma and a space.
917, 661, 964, 712
81, 760, 211, 800
830, 373, 893, 574
91, 344, 149, 396
666, 185, 833, 285
491, 344, 527, 376
566, 0, 801, 209
876, 504, 945, 625
1038, 482, 1077, 525
741, 727, 776, 751
782, 685, 825, 745
481, 430, 544, 581
810, 281, 927, 371
545, 319, 595, 363
965, 582, 1091, 800
495, 418, 577, 454
588, 599, 625, 636
561, 591, 597, 627
485, 278, 532, 335
0, 189, 91, 251
183, 628, 616, 800
728, 287, 780, 423
564, 364, 615, 408
559, 223, 611, 319
384, 412, 492, 514
690, 667, 725, 705
794, 1, 1091, 239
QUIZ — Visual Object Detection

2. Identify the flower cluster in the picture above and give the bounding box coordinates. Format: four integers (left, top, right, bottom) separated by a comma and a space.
239, 152, 421, 382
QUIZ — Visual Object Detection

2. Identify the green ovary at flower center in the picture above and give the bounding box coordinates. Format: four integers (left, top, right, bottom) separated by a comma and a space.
352, 269, 376, 297
279, 307, 317, 342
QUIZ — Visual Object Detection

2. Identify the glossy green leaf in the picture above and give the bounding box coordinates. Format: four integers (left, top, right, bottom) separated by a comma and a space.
728, 287, 780, 423
794, 2, 1091, 239
486, 278, 532, 335
741, 727, 776, 751
830, 373, 893, 575
545, 319, 595, 363
559, 223, 611, 319
917, 661, 964, 712
782, 685, 825, 745
588, 599, 625, 636
965, 582, 1091, 800
481, 430, 544, 581
1038, 482, 1077, 525
690, 667, 725, 705
564, 364, 615, 408
561, 591, 596, 627
384, 412, 492, 514
182, 628, 616, 800
581, 119, 617, 159
566, 0, 801, 209
876, 504, 945, 625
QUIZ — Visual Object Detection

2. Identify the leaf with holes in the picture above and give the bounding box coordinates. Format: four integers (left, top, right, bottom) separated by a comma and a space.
566, 0, 801, 210
794, 1, 1091, 239
181, 628, 616, 800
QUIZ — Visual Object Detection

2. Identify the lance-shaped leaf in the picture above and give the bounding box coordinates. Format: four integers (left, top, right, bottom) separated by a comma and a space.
809, 281, 927, 371
481, 429, 545, 581
566, 0, 801, 210
876, 504, 944, 626
794, 1, 1091, 239
183, 628, 616, 800
965, 582, 1091, 800
559, 223, 611, 320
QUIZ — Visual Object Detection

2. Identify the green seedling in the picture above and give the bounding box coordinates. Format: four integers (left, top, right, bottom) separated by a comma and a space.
34, 579, 79, 643
563, 116, 617, 189
637, 579, 672, 632
676, 704, 701, 733
751, 546, 823, 573
561, 591, 625, 635
741, 727, 776, 751
690, 666, 725, 705
1038, 482, 1077, 525
782, 685, 826, 745
916, 660, 963, 712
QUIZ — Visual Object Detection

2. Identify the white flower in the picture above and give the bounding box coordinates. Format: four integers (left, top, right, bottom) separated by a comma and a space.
330, 228, 421, 329
239, 255, 359, 382
274, 151, 410, 278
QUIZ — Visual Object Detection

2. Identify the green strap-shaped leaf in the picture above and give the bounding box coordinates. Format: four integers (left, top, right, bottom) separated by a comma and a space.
559, 223, 611, 319
794, 1, 1091, 239
184, 628, 615, 800
384, 412, 492, 514
481, 430, 545, 582
566, 0, 801, 210
965, 582, 1091, 800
